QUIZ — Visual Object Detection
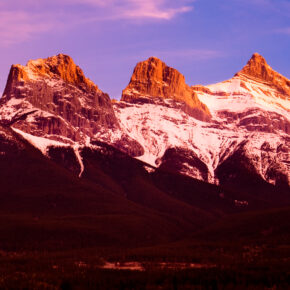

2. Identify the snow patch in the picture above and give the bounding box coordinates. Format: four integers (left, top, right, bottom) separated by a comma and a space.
143, 165, 155, 173
12, 128, 69, 155
201, 76, 290, 118
73, 145, 85, 178
114, 93, 289, 185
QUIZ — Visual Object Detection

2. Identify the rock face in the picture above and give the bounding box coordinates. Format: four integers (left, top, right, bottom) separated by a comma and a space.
121, 57, 211, 121
236, 53, 290, 97
158, 147, 210, 182
0, 54, 119, 143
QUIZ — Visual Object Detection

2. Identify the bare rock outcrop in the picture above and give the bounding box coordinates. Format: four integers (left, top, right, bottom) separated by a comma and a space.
121, 57, 211, 121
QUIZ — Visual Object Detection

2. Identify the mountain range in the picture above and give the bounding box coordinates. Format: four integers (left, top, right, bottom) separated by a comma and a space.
1, 53, 288, 185
0, 52, 289, 250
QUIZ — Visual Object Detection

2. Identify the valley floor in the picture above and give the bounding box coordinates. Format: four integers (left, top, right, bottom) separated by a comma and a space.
0, 207, 289, 290
0, 240, 289, 289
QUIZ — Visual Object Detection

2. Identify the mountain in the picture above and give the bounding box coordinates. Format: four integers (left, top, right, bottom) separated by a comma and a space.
0, 117, 287, 253
0, 53, 288, 189
0, 53, 288, 188
237, 52, 290, 97
0, 54, 119, 144
0, 54, 239, 250
121, 57, 211, 121
115, 53, 289, 188
0, 54, 145, 167
0, 53, 288, 190
0, 122, 214, 250
0, 53, 289, 288
4, 114, 274, 251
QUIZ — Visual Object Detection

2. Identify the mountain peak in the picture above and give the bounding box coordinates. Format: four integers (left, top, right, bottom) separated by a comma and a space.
237, 53, 269, 79
0, 53, 119, 142
250, 52, 266, 62
30, 54, 97, 92
121, 57, 211, 121
147, 56, 162, 62
3, 54, 98, 98
26, 54, 74, 74
236, 53, 290, 96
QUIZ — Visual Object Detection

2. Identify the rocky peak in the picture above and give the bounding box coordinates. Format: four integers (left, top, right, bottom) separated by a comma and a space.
236, 53, 290, 96
3, 54, 98, 98
238, 53, 272, 80
121, 57, 211, 121
0, 54, 119, 143
128, 56, 187, 93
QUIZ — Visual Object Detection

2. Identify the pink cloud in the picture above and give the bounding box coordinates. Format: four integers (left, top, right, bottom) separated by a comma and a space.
120, 1, 192, 20
0, 11, 57, 46
0, 0, 194, 46
66, 0, 194, 20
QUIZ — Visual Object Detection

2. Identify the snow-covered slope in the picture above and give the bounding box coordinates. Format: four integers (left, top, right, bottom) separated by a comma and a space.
0, 53, 289, 187
113, 97, 289, 185
198, 76, 289, 117
112, 54, 289, 186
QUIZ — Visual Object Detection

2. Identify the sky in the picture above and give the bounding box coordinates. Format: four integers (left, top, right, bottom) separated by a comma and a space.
0, 0, 289, 99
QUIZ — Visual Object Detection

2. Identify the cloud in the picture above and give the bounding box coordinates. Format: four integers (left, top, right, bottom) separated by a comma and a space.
1, 0, 193, 20
113, 0, 193, 20
127, 6, 192, 20
0, 0, 193, 46
0, 11, 58, 46
66, 0, 193, 20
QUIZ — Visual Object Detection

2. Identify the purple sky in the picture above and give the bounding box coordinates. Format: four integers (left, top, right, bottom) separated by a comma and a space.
0, 0, 289, 99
